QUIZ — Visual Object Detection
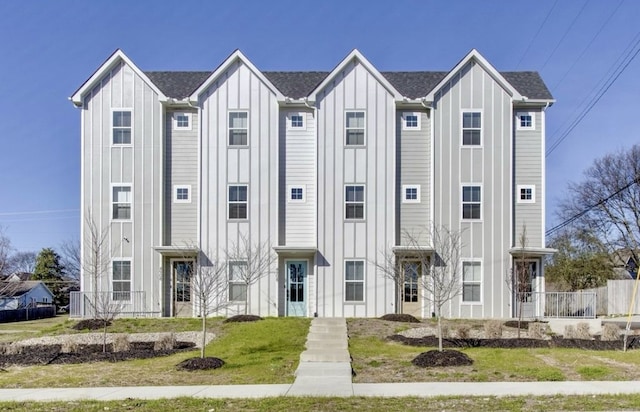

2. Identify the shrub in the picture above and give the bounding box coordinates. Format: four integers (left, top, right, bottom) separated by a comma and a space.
455, 325, 471, 339
564, 325, 577, 339
601, 323, 620, 341
576, 322, 592, 340
439, 324, 449, 339
380, 313, 421, 323
484, 320, 503, 338
112, 334, 131, 352
4, 344, 22, 355
528, 322, 547, 339
154, 333, 176, 351
61, 340, 80, 354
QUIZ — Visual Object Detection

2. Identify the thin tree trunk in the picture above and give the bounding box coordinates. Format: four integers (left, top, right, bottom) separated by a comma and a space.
103, 321, 108, 353
201, 310, 206, 358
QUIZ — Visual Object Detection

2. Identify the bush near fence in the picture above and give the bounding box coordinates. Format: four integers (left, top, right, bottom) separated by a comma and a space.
0, 306, 56, 323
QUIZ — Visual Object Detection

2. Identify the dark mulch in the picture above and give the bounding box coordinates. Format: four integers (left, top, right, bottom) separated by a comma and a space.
176, 356, 225, 371
388, 334, 640, 351
412, 349, 473, 367
379, 313, 421, 323
223, 314, 263, 323
0, 341, 195, 367
72, 319, 111, 331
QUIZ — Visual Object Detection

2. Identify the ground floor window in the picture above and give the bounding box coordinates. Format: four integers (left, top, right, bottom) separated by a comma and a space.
229, 261, 247, 302
345, 260, 364, 302
462, 261, 481, 302
112, 260, 131, 301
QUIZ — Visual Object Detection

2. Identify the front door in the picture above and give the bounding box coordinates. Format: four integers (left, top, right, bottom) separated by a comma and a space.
514, 260, 538, 319
286, 260, 307, 317
173, 260, 193, 317
402, 261, 421, 316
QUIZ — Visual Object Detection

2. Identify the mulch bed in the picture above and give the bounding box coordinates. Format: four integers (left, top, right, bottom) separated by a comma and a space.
0, 341, 196, 367
412, 350, 473, 367
176, 357, 225, 371
379, 314, 421, 323
388, 334, 640, 351
223, 315, 263, 323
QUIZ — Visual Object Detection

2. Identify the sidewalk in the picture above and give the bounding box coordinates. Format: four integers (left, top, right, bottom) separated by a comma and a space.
2, 318, 640, 402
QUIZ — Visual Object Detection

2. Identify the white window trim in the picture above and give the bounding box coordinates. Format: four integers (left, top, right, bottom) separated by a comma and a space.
111, 258, 132, 302
173, 112, 192, 131
461, 109, 483, 147
288, 185, 306, 203
228, 184, 248, 220
111, 183, 132, 221
516, 111, 535, 131
345, 184, 365, 221
228, 261, 248, 302
344, 259, 365, 303
461, 259, 482, 304
287, 112, 306, 131
228, 110, 249, 147
517, 184, 536, 204
111, 108, 133, 146
173, 185, 192, 203
402, 185, 421, 203
345, 110, 366, 147
402, 112, 421, 131
461, 184, 482, 221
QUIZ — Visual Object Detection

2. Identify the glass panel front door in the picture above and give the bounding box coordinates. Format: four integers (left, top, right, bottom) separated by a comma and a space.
173, 260, 193, 317
287, 260, 307, 317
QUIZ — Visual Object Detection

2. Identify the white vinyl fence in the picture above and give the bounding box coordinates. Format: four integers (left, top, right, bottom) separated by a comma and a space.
69, 291, 153, 318
543, 291, 597, 318
607, 279, 640, 315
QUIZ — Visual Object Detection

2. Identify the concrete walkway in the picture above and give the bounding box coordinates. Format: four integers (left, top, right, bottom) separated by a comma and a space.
3, 318, 640, 401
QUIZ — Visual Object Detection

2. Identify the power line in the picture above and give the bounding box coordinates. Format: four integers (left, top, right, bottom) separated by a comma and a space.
539, 0, 590, 72
515, 0, 559, 69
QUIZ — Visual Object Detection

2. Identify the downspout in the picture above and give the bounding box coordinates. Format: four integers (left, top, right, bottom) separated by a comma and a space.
304, 97, 320, 318
420, 98, 435, 319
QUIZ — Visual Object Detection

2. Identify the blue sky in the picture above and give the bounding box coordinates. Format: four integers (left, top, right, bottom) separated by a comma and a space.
0, 0, 638, 253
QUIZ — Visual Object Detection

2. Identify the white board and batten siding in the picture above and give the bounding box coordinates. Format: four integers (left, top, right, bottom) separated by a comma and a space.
81, 60, 164, 316
315, 60, 396, 317
513, 107, 544, 247
198, 60, 279, 317
432, 61, 513, 319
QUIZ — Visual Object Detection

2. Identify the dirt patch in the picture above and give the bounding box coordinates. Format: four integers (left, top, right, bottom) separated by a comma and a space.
72, 319, 111, 331
0, 341, 195, 367
176, 357, 225, 371
535, 354, 582, 380
412, 349, 473, 367
380, 314, 421, 323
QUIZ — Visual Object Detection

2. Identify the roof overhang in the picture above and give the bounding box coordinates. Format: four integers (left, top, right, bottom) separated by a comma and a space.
392, 245, 435, 256
272, 246, 318, 256
514, 98, 556, 108
509, 247, 557, 258
154, 246, 199, 257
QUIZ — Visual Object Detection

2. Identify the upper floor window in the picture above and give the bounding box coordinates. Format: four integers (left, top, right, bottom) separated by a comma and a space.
516, 112, 535, 130
462, 111, 481, 146
288, 113, 306, 130
112, 260, 131, 301
462, 261, 481, 302
112, 185, 132, 220
289, 185, 305, 203
113, 110, 132, 145
228, 185, 248, 219
402, 112, 421, 130
345, 111, 365, 146
402, 185, 421, 203
345, 260, 364, 302
228, 261, 247, 302
173, 112, 192, 130
345, 185, 365, 220
517, 185, 535, 204
174, 185, 191, 203
462, 185, 481, 220
229, 111, 248, 146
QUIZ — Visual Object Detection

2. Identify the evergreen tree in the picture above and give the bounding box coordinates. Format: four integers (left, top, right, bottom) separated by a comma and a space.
33, 248, 66, 307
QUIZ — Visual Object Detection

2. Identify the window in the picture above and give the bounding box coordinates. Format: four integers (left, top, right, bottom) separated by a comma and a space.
402, 112, 421, 130
229, 261, 247, 302
288, 113, 305, 130
345, 260, 364, 302
228, 185, 248, 219
462, 261, 481, 302
229, 111, 248, 146
289, 185, 305, 202
402, 185, 421, 203
517, 185, 535, 203
462, 111, 481, 145
112, 186, 132, 220
462, 185, 481, 220
345, 111, 365, 146
345, 185, 365, 219
173, 185, 191, 203
516, 112, 535, 130
112, 260, 131, 301
173, 112, 192, 130
403, 262, 420, 303
113, 110, 132, 144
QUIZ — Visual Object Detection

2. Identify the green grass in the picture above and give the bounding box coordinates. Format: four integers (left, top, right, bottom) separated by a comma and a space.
2, 394, 640, 411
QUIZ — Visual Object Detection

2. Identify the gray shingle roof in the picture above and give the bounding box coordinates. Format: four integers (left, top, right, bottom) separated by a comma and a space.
144, 69, 552, 101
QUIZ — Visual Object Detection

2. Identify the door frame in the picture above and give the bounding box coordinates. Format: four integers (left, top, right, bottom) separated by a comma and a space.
284, 258, 309, 317
513, 258, 540, 319
170, 258, 195, 317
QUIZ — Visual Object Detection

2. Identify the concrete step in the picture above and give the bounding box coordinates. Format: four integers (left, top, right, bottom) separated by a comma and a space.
295, 361, 352, 377
300, 349, 351, 362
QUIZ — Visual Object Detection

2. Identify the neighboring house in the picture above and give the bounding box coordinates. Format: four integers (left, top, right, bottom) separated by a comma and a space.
612, 249, 639, 279
0, 281, 54, 310
70, 48, 554, 319
6, 272, 31, 282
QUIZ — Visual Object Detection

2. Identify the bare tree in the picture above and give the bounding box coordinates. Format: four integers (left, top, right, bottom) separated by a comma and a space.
373, 248, 406, 314
60, 239, 81, 280
8, 251, 37, 275
0, 227, 14, 278
506, 225, 533, 339
226, 234, 276, 315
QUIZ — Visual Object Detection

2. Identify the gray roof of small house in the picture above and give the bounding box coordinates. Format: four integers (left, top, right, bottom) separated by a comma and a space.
144, 69, 553, 101
0, 281, 47, 298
